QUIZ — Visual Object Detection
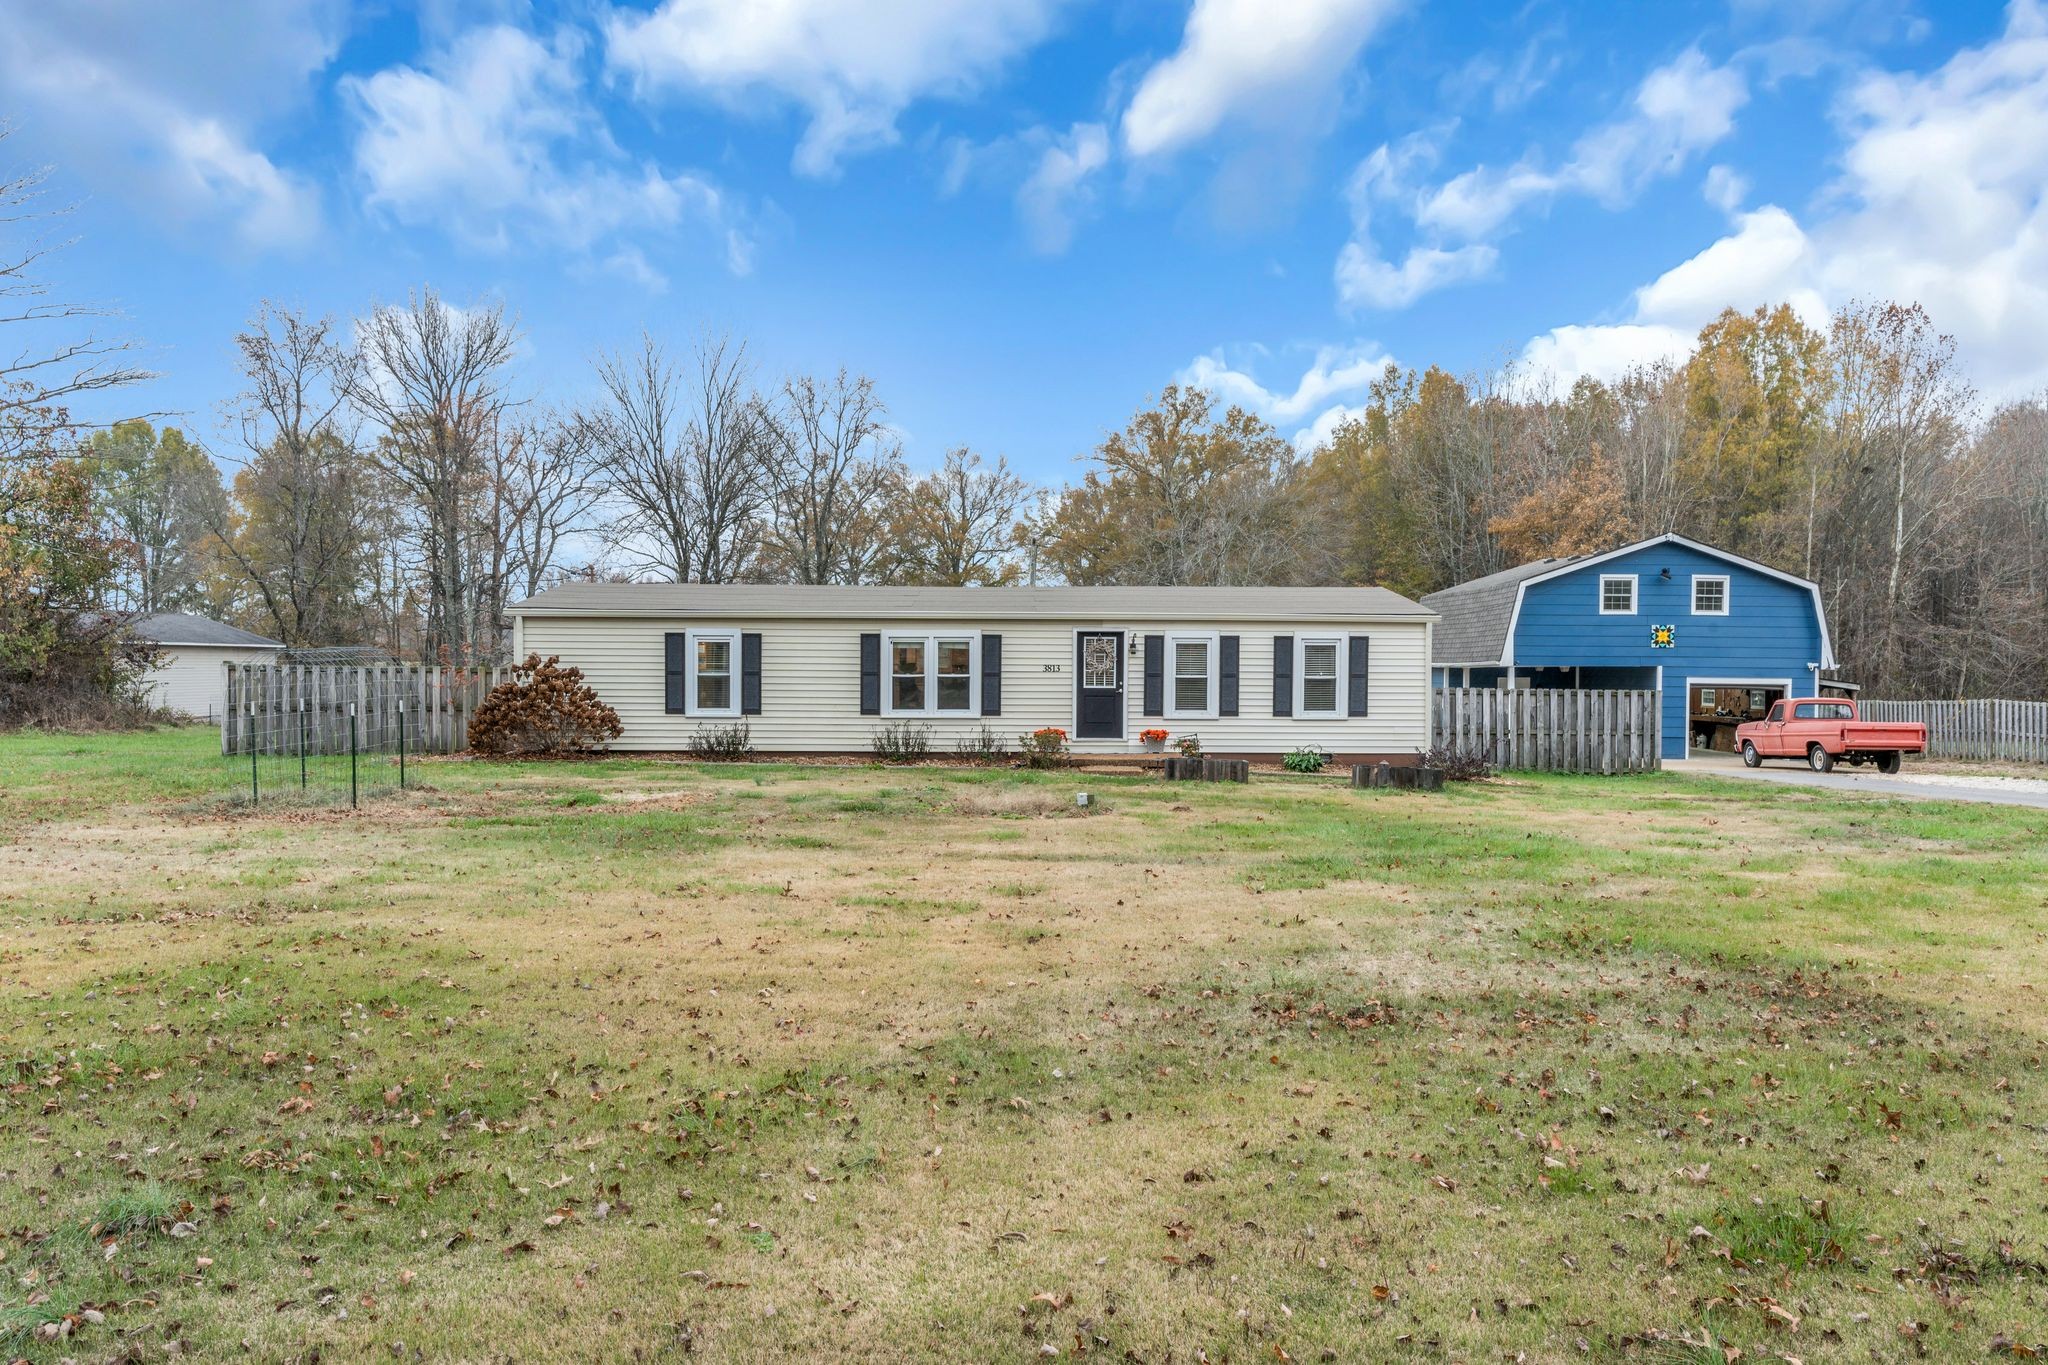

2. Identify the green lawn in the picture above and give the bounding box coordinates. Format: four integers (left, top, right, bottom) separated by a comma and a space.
2, 726, 2045, 1361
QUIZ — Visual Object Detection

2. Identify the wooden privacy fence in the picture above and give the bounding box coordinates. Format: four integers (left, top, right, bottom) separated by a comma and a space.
1431, 687, 1662, 774
1860, 699, 2048, 764
220, 663, 514, 756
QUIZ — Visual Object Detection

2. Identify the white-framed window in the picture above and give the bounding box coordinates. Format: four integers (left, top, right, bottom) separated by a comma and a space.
1691, 574, 1729, 615
687, 629, 739, 716
1165, 633, 1218, 719
883, 632, 978, 717
1296, 636, 1343, 717
1598, 574, 1637, 614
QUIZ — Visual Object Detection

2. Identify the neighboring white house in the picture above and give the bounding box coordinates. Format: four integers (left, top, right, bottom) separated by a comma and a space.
129, 613, 283, 721
506, 585, 1437, 760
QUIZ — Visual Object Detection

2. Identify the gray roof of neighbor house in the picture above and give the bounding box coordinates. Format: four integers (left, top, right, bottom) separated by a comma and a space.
509, 583, 1434, 622
1420, 558, 1578, 664
126, 612, 284, 649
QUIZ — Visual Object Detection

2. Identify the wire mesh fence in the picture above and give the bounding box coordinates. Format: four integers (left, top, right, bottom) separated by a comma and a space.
219, 663, 515, 807
221, 694, 423, 808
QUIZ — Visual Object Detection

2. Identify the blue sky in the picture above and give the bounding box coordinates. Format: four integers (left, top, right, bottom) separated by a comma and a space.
2, 0, 2039, 483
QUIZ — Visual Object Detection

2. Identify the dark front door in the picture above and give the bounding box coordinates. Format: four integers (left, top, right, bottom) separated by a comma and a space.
1074, 631, 1124, 740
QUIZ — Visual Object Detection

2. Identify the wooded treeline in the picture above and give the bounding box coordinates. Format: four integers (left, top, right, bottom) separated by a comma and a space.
33, 292, 2046, 699
6, 125, 2047, 711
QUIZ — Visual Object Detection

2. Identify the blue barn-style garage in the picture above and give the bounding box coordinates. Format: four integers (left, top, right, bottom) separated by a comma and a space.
1422, 534, 1839, 761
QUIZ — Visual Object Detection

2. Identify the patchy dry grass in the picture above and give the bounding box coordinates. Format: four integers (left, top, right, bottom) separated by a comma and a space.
1, 729, 2046, 1361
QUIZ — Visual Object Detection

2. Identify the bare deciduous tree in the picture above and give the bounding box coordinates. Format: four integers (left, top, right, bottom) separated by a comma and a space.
590, 332, 772, 583
350, 289, 520, 663
498, 408, 603, 602
1, 124, 154, 459
885, 447, 1034, 585
212, 304, 377, 646
763, 369, 902, 583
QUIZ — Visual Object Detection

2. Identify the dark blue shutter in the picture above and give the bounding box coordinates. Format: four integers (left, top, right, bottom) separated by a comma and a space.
741, 632, 762, 715
664, 633, 686, 713
1142, 635, 1164, 716
1272, 635, 1293, 716
981, 634, 1002, 715
1347, 635, 1369, 716
859, 633, 881, 715
1219, 635, 1239, 717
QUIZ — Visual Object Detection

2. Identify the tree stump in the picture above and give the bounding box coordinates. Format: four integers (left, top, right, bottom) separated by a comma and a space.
1164, 757, 1249, 782
1350, 761, 1394, 789
1351, 762, 1444, 792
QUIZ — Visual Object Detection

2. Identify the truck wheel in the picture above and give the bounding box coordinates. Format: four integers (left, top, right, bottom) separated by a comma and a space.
1740, 741, 1762, 768
1807, 744, 1835, 774
1877, 751, 1902, 775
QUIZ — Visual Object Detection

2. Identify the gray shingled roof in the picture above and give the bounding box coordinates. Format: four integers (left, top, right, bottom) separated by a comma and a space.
126, 612, 284, 649
1419, 558, 1578, 664
510, 583, 1433, 622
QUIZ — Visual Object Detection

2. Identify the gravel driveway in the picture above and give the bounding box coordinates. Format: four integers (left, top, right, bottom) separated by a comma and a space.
1674, 753, 2048, 810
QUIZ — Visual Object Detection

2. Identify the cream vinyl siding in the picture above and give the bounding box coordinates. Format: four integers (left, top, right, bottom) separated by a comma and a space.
518, 614, 1430, 755
142, 646, 278, 720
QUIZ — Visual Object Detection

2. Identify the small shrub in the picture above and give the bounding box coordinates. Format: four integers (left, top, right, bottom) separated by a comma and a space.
954, 723, 1010, 765
1173, 733, 1202, 758
468, 654, 622, 755
1417, 745, 1491, 781
870, 719, 933, 762
1018, 726, 1070, 769
689, 720, 755, 761
1282, 744, 1328, 774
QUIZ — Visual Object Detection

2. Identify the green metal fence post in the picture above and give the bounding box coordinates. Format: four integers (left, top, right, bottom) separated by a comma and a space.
398, 700, 407, 790
298, 697, 308, 790
248, 707, 259, 804
349, 701, 359, 809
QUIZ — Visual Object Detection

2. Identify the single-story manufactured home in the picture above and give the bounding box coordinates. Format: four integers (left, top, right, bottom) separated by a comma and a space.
130, 612, 284, 721
506, 584, 1437, 761
1422, 534, 1837, 761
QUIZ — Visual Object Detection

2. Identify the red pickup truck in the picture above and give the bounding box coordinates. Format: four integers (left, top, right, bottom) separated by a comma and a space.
1734, 699, 1927, 774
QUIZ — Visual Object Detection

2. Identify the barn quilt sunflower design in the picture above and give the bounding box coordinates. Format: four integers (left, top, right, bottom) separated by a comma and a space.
1649, 623, 1677, 649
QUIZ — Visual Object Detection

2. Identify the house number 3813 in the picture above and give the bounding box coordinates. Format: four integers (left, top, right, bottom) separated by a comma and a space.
1042, 664, 1061, 672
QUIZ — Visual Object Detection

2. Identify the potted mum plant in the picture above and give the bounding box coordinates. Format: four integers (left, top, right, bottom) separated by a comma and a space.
1139, 727, 1170, 752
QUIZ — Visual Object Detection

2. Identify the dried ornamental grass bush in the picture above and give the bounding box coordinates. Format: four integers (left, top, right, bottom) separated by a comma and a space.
1418, 744, 1492, 781
954, 723, 1010, 765
870, 719, 934, 762
688, 720, 755, 761
467, 653, 623, 755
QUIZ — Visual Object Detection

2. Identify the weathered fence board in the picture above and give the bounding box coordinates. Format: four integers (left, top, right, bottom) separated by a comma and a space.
1860, 699, 2048, 764
222, 663, 512, 756
1429, 687, 1662, 774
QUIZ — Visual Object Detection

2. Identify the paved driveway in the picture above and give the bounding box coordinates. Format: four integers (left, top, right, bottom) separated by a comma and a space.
1673, 753, 2048, 810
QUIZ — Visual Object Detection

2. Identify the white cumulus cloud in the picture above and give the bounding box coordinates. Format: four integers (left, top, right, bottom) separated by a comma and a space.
1016, 123, 1110, 254
1179, 343, 1399, 447
604, 0, 1060, 176
1334, 134, 1497, 309
0, 0, 336, 247
345, 25, 745, 281
1331, 47, 1746, 311
1416, 47, 1747, 239
1121, 0, 1401, 158
1522, 0, 2048, 397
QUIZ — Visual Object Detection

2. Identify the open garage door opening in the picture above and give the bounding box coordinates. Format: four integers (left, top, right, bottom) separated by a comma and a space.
1688, 679, 1789, 755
